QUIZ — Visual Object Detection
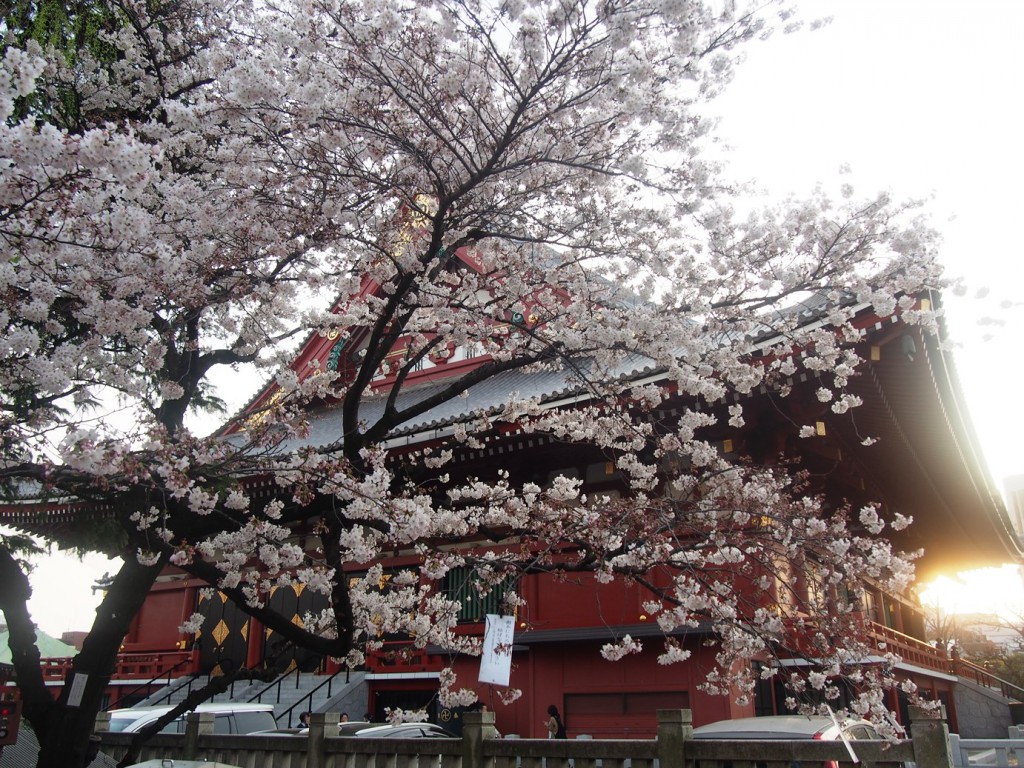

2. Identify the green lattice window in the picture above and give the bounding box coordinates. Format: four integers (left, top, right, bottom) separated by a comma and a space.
442, 567, 517, 624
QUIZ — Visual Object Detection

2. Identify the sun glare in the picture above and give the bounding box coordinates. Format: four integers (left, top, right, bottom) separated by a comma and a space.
918, 565, 1024, 619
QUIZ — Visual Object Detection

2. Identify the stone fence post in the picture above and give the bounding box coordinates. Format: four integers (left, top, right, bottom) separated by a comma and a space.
183, 712, 214, 760
463, 711, 497, 768
657, 709, 692, 768
308, 711, 338, 768
909, 704, 953, 768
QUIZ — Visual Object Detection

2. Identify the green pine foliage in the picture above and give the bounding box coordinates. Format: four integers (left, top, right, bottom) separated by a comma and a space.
0, 531, 44, 571
2, 0, 121, 129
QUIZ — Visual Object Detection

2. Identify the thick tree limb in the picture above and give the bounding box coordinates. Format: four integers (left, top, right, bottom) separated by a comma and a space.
0, 546, 50, 722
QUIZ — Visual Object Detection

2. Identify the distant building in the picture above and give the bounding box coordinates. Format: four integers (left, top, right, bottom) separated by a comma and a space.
60, 632, 88, 651
0, 625, 77, 664
956, 613, 1024, 656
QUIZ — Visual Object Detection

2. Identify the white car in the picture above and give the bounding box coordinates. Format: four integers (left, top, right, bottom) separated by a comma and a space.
353, 722, 457, 739
691, 715, 884, 768
691, 714, 881, 742
106, 702, 276, 734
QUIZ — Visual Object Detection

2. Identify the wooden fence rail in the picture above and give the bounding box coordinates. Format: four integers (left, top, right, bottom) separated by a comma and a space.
93, 706, 951, 768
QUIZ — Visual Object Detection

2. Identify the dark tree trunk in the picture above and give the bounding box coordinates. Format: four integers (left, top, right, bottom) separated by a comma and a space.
0, 547, 164, 768
0, 548, 49, 729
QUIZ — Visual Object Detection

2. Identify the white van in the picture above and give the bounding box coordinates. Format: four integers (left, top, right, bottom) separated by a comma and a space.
107, 702, 276, 734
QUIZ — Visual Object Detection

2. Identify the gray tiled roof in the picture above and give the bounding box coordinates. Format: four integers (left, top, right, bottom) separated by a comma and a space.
265, 351, 660, 454
253, 291, 868, 455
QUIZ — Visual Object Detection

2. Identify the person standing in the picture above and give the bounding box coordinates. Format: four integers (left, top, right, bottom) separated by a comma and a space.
545, 705, 566, 739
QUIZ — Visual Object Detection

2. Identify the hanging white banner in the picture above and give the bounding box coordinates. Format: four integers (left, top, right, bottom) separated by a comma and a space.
478, 614, 515, 686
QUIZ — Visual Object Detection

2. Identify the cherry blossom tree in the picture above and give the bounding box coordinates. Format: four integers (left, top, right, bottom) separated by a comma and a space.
0, 0, 943, 765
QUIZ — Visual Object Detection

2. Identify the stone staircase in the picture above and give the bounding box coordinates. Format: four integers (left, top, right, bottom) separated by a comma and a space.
135, 669, 368, 727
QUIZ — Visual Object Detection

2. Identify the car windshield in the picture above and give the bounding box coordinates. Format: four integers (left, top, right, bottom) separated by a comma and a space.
234, 711, 277, 733
107, 715, 147, 733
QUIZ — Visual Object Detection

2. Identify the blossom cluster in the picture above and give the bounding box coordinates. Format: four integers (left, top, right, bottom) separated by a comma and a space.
0, 0, 945, 730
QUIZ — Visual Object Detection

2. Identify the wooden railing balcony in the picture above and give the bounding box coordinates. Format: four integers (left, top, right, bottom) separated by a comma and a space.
868, 621, 1024, 702
868, 622, 951, 673
38, 650, 196, 683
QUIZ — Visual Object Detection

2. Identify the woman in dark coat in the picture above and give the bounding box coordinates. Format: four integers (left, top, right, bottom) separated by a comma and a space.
545, 705, 566, 739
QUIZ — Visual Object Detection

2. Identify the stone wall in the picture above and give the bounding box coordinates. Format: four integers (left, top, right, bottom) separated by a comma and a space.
89, 709, 926, 768
953, 678, 1014, 737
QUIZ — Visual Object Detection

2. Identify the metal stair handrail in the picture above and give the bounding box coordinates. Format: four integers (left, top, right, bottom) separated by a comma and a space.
143, 672, 205, 708
275, 667, 350, 728
246, 666, 300, 707
953, 657, 1024, 702
139, 659, 238, 707
104, 654, 196, 710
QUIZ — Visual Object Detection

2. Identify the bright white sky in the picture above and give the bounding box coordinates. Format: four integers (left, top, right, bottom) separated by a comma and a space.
19, 0, 1024, 638
713, 0, 1024, 616
713, 0, 1024, 484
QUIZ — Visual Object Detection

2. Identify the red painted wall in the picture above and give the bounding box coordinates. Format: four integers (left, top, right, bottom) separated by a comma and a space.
523, 572, 645, 629
453, 637, 752, 740
123, 579, 194, 651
